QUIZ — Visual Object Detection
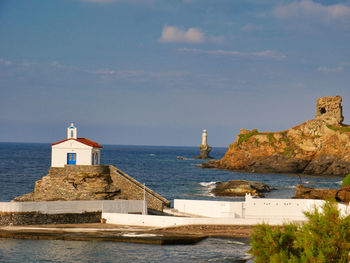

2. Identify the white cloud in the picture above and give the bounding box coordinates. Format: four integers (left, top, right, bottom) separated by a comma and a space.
274, 0, 350, 23
159, 25, 205, 44
0, 58, 12, 65
316, 66, 343, 72
177, 48, 286, 60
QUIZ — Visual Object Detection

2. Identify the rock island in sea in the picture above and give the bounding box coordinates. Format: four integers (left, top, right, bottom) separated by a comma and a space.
203, 96, 350, 176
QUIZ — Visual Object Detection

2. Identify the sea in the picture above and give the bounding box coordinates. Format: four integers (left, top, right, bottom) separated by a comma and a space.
0, 142, 344, 262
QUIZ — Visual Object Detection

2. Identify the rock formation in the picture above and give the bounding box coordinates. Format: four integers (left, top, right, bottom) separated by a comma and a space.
14, 165, 170, 211
211, 180, 275, 197
294, 184, 350, 202
194, 144, 213, 159
194, 129, 213, 159
203, 96, 350, 176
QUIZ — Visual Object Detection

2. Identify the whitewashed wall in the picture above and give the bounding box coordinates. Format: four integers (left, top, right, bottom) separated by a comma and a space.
244, 195, 325, 220
0, 200, 145, 214
174, 196, 350, 221
174, 199, 244, 218
51, 140, 98, 167
102, 213, 298, 227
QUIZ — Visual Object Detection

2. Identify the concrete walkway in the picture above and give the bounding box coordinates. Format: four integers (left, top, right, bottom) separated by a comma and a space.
0, 224, 207, 245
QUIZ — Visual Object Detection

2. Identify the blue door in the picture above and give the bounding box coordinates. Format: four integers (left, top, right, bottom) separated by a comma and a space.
67, 153, 76, 165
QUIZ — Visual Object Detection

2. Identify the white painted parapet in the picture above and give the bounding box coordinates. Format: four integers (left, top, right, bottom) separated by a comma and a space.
104, 197, 350, 228
244, 194, 322, 220
0, 200, 145, 215
244, 194, 350, 220
102, 212, 297, 228
102, 200, 147, 215
174, 199, 244, 218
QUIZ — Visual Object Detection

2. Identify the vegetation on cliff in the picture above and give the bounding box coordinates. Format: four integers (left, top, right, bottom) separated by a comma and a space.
250, 201, 350, 262
342, 174, 350, 187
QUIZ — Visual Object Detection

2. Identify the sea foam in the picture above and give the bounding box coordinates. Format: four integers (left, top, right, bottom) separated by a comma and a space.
199, 181, 216, 187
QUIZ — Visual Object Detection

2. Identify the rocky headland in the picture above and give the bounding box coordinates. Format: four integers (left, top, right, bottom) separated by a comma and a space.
211, 180, 275, 197
203, 96, 350, 176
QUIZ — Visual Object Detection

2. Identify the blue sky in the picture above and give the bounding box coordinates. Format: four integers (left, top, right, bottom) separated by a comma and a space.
0, 0, 349, 146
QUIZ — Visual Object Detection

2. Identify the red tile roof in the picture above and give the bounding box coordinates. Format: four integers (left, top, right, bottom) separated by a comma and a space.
51, 138, 102, 148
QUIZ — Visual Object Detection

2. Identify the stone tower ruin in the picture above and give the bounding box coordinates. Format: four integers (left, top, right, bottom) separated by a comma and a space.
315, 96, 343, 124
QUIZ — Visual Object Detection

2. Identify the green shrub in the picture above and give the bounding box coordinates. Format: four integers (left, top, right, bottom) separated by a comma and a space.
342, 174, 350, 187
250, 201, 350, 263
237, 130, 259, 145
282, 147, 291, 157
250, 224, 300, 263
326, 124, 338, 131
254, 139, 259, 147
340, 126, 350, 133
326, 125, 350, 134
268, 133, 276, 145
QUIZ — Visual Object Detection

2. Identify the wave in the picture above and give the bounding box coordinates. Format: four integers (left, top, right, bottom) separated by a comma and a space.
227, 240, 246, 246
149, 154, 156, 156
177, 156, 192, 160
198, 182, 217, 196
336, 180, 342, 185
284, 185, 296, 189
199, 181, 216, 187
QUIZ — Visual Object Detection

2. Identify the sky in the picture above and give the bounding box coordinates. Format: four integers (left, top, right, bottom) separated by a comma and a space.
0, 0, 350, 147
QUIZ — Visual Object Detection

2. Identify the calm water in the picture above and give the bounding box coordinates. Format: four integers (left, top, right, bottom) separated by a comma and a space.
0, 143, 344, 262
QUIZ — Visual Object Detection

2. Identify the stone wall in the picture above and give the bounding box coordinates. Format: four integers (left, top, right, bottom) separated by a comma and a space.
0, 212, 101, 225
49, 165, 110, 177
14, 165, 170, 212
315, 95, 343, 124
110, 166, 169, 211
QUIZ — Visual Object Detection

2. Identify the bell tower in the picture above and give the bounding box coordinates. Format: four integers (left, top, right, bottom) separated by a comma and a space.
67, 122, 77, 139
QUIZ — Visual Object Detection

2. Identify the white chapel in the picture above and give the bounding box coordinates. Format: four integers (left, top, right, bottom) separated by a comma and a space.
51, 123, 102, 167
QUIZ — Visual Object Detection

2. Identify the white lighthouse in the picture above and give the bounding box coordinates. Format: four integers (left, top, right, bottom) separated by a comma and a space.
51, 123, 102, 167
202, 129, 208, 146
196, 129, 212, 159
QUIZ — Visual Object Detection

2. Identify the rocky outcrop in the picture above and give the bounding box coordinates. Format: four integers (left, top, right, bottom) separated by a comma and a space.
294, 184, 350, 202
203, 96, 350, 176
14, 165, 170, 211
194, 144, 213, 159
293, 185, 337, 200
211, 180, 275, 197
